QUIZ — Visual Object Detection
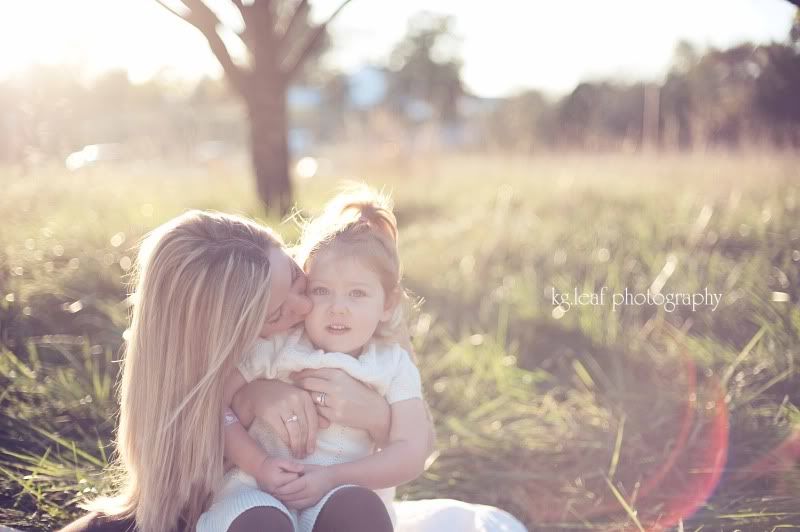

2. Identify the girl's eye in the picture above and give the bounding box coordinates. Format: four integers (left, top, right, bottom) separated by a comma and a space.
350, 289, 367, 297
311, 286, 329, 296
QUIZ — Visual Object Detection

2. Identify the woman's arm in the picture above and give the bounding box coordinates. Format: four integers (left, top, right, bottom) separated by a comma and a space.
224, 371, 270, 474
235, 368, 434, 458
231, 378, 321, 458
289, 368, 393, 446
224, 371, 305, 491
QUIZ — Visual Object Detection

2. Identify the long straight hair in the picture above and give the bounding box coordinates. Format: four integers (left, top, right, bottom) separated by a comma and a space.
88, 210, 281, 531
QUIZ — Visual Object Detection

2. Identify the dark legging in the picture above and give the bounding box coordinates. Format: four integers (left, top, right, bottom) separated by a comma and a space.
60, 487, 392, 532
227, 486, 393, 532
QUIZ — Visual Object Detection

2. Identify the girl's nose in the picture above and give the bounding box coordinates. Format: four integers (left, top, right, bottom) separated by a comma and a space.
328, 297, 348, 315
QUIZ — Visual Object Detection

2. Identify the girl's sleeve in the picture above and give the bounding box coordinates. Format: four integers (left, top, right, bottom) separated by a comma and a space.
385, 346, 423, 404
237, 332, 289, 382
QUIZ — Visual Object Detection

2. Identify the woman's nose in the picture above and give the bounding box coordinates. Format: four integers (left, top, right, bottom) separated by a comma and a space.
291, 292, 313, 317
290, 274, 312, 316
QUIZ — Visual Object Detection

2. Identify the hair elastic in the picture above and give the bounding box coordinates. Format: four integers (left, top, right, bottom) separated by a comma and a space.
223, 407, 240, 427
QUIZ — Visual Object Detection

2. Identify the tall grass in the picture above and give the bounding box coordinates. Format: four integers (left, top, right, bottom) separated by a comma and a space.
1, 152, 799, 530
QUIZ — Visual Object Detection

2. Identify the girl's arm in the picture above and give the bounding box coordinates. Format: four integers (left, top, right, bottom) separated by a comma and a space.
328, 398, 429, 488
276, 396, 429, 507
224, 371, 272, 475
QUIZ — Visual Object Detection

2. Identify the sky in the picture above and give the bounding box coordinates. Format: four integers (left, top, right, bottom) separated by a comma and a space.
1, 0, 796, 98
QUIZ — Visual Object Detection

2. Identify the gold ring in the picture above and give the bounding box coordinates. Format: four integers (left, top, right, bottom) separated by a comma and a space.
316, 392, 327, 407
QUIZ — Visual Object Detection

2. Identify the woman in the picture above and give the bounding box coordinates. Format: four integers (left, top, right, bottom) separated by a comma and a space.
62, 210, 398, 532
61, 209, 526, 532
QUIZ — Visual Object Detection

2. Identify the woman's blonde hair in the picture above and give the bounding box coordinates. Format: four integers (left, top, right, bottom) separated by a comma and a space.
294, 185, 412, 343
89, 210, 281, 531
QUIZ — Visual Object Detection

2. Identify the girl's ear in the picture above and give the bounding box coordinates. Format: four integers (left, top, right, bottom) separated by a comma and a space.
381, 288, 400, 322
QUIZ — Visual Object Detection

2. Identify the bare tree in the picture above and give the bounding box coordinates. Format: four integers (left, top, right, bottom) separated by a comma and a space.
156, 0, 351, 215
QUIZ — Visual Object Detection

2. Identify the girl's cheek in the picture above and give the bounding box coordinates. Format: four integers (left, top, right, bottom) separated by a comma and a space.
312, 294, 331, 305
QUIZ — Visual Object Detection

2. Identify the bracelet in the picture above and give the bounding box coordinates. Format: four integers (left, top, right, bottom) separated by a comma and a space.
223, 407, 240, 427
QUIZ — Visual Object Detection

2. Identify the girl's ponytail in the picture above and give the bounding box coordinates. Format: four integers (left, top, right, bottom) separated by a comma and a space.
340, 200, 399, 245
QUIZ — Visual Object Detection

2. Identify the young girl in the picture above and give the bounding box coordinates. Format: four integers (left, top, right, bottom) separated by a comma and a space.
198, 188, 430, 532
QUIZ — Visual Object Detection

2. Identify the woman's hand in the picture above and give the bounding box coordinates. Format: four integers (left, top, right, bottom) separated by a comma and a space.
290, 368, 392, 446
231, 379, 329, 459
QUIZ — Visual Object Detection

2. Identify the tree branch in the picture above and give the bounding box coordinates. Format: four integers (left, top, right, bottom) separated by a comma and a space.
154, 0, 250, 97
283, 0, 352, 80
278, 0, 309, 58
227, 0, 256, 53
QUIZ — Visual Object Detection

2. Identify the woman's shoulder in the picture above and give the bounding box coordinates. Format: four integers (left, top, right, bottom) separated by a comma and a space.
58, 512, 136, 532
58, 512, 190, 532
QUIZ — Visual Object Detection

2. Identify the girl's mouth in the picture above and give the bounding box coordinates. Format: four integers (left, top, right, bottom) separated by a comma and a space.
326, 325, 351, 335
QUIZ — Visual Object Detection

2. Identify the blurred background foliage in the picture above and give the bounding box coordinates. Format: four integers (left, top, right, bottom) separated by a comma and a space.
2, 12, 800, 174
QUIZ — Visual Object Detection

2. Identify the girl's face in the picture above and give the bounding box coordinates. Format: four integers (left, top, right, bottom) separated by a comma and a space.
304, 252, 394, 356
260, 247, 312, 338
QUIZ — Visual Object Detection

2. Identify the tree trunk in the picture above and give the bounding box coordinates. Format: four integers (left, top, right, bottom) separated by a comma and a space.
247, 83, 292, 216
247, 0, 291, 218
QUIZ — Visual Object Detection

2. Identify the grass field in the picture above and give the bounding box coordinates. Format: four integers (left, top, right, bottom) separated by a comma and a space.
1, 151, 799, 531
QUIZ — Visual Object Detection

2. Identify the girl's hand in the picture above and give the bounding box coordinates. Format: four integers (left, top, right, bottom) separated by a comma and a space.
274, 464, 336, 510
254, 457, 304, 494
232, 379, 330, 459
290, 368, 391, 446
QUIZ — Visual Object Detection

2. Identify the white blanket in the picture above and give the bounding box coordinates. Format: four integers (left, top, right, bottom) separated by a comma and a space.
394, 498, 528, 532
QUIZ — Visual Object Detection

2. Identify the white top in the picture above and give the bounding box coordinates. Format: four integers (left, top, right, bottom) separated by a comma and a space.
238, 326, 422, 405
234, 326, 423, 526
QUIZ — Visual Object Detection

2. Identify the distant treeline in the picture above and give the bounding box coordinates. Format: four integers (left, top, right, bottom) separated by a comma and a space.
1, 35, 799, 166
483, 40, 800, 152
